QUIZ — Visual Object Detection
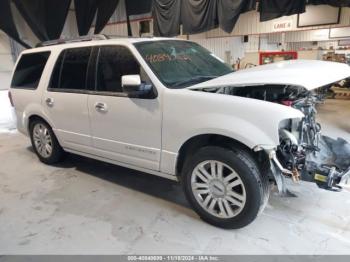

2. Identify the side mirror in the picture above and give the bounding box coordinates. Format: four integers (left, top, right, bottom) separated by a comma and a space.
122, 75, 153, 98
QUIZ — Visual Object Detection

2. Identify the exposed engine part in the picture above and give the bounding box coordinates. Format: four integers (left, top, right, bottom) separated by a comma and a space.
279, 129, 298, 146
277, 129, 306, 175
275, 133, 350, 194
269, 150, 293, 176
292, 94, 323, 151
217, 84, 308, 104
268, 150, 297, 197
292, 168, 300, 183
275, 127, 350, 194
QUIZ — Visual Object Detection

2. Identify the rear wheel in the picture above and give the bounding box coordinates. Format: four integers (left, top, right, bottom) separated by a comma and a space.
29, 119, 64, 164
182, 146, 269, 229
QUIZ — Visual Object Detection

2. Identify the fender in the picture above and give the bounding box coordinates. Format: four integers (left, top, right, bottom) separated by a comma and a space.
21, 103, 56, 136
160, 89, 303, 175
162, 89, 303, 151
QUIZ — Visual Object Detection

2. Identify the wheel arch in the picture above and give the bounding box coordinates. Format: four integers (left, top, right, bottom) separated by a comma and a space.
176, 133, 258, 178
27, 114, 54, 134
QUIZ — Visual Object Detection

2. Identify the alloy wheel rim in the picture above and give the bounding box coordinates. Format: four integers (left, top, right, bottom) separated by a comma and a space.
191, 160, 246, 219
33, 124, 53, 158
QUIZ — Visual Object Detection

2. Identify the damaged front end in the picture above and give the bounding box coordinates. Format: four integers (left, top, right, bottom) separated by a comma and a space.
271, 99, 350, 195
270, 136, 350, 196
189, 60, 350, 196
213, 83, 350, 195
270, 135, 350, 196
196, 83, 350, 195
197, 85, 349, 194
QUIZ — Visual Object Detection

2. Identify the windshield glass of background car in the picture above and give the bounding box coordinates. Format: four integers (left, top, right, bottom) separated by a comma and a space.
135, 41, 233, 88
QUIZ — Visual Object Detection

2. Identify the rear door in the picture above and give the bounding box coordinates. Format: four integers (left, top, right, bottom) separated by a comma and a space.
42, 47, 93, 152
10, 51, 51, 133
87, 45, 162, 171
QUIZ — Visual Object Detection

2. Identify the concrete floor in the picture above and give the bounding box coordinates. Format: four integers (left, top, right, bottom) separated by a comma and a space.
317, 99, 350, 142
0, 91, 16, 132
0, 99, 349, 255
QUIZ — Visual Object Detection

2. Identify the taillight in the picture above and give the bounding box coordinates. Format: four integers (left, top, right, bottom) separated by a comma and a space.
8, 90, 14, 107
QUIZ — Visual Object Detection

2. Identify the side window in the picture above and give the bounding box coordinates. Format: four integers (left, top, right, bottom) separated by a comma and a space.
11, 51, 50, 89
96, 46, 148, 93
50, 47, 92, 91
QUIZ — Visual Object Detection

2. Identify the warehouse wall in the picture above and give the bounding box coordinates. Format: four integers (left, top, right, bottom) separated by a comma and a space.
103, 5, 350, 38
100, 20, 151, 37
98, 5, 350, 63
61, 8, 79, 38
10, 2, 39, 47
186, 33, 280, 64
206, 7, 350, 38
97, 0, 152, 37
0, 31, 13, 90
189, 35, 244, 65
287, 40, 340, 50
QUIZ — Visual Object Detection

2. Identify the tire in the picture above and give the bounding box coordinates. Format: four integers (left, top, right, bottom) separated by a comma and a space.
182, 146, 269, 229
29, 119, 64, 164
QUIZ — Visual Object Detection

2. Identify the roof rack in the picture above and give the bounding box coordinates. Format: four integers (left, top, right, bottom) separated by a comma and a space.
107, 34, 154, 39
35, 34, 109, 47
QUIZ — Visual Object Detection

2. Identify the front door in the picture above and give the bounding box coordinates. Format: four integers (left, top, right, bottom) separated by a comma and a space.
88, 45, 162, 171
43, 47, 92, 152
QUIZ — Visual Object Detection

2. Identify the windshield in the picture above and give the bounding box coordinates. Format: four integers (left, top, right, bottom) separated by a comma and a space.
134, 40, 233, 89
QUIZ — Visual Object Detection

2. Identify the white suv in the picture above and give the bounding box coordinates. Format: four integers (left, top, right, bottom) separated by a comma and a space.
9, 35, 350, 228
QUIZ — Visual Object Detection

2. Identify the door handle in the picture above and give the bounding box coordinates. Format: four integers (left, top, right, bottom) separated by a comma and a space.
95, 102, 108, 112
45, 97, 54, 107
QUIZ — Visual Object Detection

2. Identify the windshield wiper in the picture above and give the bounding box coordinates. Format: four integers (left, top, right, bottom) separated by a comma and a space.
170, 75, 218, 88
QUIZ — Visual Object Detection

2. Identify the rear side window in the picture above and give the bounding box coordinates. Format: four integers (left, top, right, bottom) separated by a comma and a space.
11, 51, 50, 89
50, 47, 92, 91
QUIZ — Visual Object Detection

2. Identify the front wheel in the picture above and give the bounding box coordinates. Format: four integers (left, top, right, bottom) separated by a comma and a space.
182, 146, 269, 229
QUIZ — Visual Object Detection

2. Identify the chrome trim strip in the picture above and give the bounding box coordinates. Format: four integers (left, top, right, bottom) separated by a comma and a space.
63, 147, 179, 182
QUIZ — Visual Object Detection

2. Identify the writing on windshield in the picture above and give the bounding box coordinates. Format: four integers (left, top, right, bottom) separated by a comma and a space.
145, 54, 191, 63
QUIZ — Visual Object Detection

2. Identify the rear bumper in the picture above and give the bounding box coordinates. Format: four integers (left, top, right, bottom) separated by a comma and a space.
15, 111, 29, 136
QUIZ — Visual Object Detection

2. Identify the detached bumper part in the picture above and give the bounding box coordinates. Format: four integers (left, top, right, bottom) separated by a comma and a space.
268, 150, 297, 197
267, 148, 350, 194
314, 166, 350, 191
269, 150, 293, 176
340, 169, 350, 185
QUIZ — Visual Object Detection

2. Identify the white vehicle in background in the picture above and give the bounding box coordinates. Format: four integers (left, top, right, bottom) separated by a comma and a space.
9, 35, 350, 228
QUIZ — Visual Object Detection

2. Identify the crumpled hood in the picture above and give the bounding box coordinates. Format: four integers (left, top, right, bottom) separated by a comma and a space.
189, 60, 350, 91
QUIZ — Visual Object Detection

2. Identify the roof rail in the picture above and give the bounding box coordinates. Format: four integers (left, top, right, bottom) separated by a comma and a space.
107, 34, 154, 39
35, 34, 109, 47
